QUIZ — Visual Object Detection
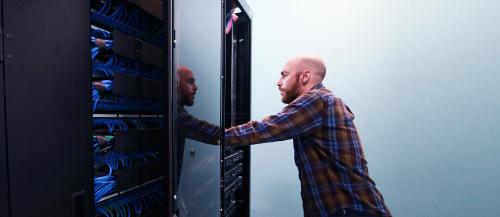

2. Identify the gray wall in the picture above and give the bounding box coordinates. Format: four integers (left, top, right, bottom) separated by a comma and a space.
246, 0, 500, 216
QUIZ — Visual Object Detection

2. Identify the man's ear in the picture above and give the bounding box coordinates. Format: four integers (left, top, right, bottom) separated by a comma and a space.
301, 70, 311, 83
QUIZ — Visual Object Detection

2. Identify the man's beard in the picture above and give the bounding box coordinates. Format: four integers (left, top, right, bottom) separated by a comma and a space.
281, 75, 301, 104
181, 95, 194, 106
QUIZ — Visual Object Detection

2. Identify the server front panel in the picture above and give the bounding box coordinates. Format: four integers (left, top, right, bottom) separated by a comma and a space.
89, 1, 168, 216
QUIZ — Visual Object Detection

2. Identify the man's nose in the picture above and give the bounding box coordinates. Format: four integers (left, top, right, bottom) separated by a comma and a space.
277, 79, 282, 87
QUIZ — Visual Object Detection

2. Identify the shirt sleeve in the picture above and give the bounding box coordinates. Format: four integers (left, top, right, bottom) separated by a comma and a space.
225, 91, 324, 145
178, 107, 221, 145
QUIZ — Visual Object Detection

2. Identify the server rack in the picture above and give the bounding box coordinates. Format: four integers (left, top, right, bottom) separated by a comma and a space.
89, 0, 168, 215
0, 0, 251, 216
221, 1, 252, 217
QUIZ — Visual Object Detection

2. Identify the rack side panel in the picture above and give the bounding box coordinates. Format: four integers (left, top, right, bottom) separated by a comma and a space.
0, 3, 10, 213
0, 60, 9, 217
3, 0, 93, 216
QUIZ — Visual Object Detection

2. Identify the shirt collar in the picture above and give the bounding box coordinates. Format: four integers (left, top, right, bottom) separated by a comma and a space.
312, 83, 324, 90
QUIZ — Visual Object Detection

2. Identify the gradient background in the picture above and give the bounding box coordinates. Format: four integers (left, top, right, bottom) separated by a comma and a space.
244, 0, 500, 216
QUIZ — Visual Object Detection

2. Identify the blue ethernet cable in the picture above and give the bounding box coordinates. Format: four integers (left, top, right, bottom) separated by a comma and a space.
92, 85, 101, 112
93, 136, 101, 151
94, 163, 117, 201
93, 119, 128, 133
101, 80, 113, 92
129, 61, 142, 75
97, 0, 112, 15
118, 119, 129, 132
93, 55, 116, 77
96, 184, 164, 217
93, 80, 114, 95
91, 26, 112, 39
104, 151, 137, 170
96, 150, 161, 187
128, 119, 146, 131
133, 198, 142, 215
95, 180, 115, 201
93, 54, 163, 79
91, 0, 165, 48
127, 9, 139, 29
91, 47, 100, 60
108, 5, 127, 24
121, 119, 129, 131
93, 136, 113, 153
91, 36, 113, 60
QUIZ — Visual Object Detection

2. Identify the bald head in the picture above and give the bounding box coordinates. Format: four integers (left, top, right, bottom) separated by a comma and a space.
177, 66, 197, 106
286, 55, 326, 84
177, 66, 193, 79
278, 55, 327, 104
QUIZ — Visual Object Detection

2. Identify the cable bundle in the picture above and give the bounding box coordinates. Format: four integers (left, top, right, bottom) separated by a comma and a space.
94, 118, 163, 132
93, 135, 115, 152
95, 150, 161, 169
95, 163, 117, 202
92, 80, 114, 95
94, 151, 162, 202
129, 118, 164, 129
94, 119, 129, 133
92, 26, 112, 39
91, 37, 113, 60
94, 152, 135, 201
96, 183, 164, 217
92, 55, 162, 80
102, 151, 134, 169
90, 0, 164, 47
92, 96, 163, 113
92, 80, 114, 111
93, 154, 133, 202
91, 27, 114, 60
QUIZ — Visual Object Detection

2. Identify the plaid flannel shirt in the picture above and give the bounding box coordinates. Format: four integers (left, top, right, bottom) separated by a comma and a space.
178, 106, 220, 145
225, 84, 391, 217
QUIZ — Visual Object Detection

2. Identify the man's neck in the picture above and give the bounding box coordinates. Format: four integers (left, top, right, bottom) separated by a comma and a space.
299, 82, 322, 95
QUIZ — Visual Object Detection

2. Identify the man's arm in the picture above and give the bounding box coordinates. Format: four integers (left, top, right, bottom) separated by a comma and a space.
178, 108, 221, 144
225, 91, 323, 145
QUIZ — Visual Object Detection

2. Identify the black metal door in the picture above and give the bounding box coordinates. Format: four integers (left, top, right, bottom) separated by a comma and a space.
2, 0, 93, 216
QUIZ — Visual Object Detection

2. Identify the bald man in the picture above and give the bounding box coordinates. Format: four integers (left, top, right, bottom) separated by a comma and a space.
178, 66, 198, 107
225, 56, 392, 217
176, 66, 219, 144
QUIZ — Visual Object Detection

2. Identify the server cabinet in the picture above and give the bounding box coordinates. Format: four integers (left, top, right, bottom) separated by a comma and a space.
0, 0, 251, 216
89, 0, 169, 216
1, 0, 171, 216
2, 0, 93, 216
221, 1, 252, 217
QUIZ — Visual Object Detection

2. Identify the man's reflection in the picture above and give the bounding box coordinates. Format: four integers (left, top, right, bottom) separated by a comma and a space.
177, 66, 220, 144
178, 66, 197, 107
174, 66, 220, 216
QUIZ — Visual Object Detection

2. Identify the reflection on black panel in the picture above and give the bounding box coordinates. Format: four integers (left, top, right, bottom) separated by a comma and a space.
173, 0, 222, 216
